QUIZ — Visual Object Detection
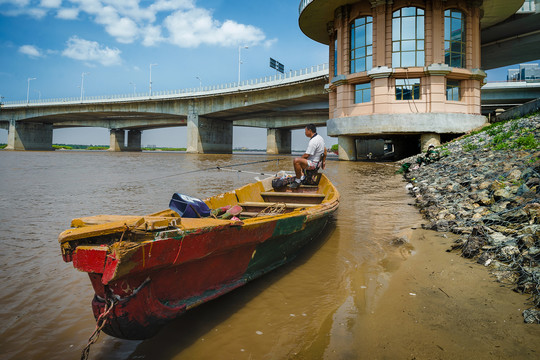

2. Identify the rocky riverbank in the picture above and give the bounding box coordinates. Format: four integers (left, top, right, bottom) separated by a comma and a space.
401, 113, 540, 323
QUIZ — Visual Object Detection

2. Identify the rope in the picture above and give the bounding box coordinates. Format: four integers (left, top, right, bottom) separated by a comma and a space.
81, 294, 117, 360
256, 202, 287, 217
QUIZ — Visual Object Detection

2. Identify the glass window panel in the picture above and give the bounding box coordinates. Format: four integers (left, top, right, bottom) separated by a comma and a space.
417, 50, 425, 66
366, 55, 372, 69
396, 79, 406, 86
413, 85, 420, 99
358, 46, 366, 57
417, 8, 424, 15
402, 7, 416, 16
396, 88, 403, 100
402, 17, 415, 39
356, 58, 365, 72
393, 9, 400, 18
417, 40, 424, 50
363, 89, 371, 102
392, 52, 401, 67
444, 9, 450, 16
452, 18, 462, 33
417, 17, 424, 39
356, 17, 365, 26
445, 41, 450, 51
445, 21, 451, 39
451, 42, 461, 53
402, 51, 415, 67
356, 27, 365, 46
366, 23, 372, 43
367, 45, 372, 55
392, 18, 401, 39
402, 40, 415, 51
393, 42, 400, 51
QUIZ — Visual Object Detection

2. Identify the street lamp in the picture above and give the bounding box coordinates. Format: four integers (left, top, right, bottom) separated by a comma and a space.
27, 77, 36, 105
149, 63, 157, 96
80, 72, 89, 102
130, 82, 136, 94
196, 76, 202, 88
238, 45, 248, 85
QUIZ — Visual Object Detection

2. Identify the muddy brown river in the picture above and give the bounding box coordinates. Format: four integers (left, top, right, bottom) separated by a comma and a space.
1, 151, 538, 360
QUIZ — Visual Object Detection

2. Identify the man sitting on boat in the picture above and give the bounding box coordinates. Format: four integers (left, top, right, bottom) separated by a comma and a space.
289, 124, 326, 189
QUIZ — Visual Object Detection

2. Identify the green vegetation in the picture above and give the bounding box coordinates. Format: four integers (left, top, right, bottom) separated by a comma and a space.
463, 143, 479, 152
0, 144, 7, 149
331, 144, 338, 152
87, 146, 109, 150
53, 144, 73, 150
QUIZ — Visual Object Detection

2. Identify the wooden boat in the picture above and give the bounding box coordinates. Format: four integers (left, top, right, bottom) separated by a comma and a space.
59, 174, 339, 340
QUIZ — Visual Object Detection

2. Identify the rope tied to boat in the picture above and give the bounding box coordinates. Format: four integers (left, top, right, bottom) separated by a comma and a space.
80, 292, 117, 360
256, 202, 287, 217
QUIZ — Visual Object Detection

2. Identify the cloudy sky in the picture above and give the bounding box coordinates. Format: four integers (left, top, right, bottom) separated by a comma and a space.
0, 1, 536, 148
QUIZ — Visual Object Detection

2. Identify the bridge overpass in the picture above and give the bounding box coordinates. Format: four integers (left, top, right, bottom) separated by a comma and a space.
0, 65, 329, 153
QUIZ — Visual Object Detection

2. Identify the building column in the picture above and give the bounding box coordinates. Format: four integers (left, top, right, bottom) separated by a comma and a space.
6, 120, 53, 151
109, 129, 125, 152
420, 133, 441, 151
186, 112, 232, 154
126, 130, 142, 152
338, 135, 356, 161
266, 128, 291, 154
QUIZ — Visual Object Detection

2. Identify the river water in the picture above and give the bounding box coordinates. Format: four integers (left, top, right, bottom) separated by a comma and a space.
0, 150, 421, 360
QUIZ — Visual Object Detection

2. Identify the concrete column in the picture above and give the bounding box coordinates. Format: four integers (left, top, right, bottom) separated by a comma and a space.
187, 112, 232, 154
338, 135, 356, 161
109, 129, 125, 152
126, 130, 142, 152
266, 128, 291, 154
6, 120, 53, 151
420, 133, 441, 151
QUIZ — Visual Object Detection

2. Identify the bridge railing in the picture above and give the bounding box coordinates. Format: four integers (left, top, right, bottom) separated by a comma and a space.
2, 63, 329, 108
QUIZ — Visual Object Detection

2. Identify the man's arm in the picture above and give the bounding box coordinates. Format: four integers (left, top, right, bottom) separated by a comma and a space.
302, 153, 310, 159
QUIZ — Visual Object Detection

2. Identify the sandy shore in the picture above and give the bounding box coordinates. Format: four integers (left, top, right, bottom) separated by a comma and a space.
353, 227, 540, 359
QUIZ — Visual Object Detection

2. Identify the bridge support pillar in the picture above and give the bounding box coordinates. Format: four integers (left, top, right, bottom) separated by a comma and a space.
109, 129, 125, 152
338, 136, 356, 161
420, 133, 441, 151
187, 113, 232, 154
266, 128, 291, 154
6, 121, 53, 151
126, 130, 142, 152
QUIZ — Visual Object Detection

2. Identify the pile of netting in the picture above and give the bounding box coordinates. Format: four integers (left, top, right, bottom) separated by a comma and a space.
401, 113, 540, 323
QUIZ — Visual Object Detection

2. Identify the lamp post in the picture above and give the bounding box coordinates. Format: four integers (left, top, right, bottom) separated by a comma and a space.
149, 63, 157, 96
196, 76, 202, 88
130, 82, 136, 94
80, 72, 89, 102
238, 45, 248, 85
27, 77, 36, 105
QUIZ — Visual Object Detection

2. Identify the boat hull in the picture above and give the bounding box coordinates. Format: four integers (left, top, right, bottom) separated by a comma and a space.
90, 215, 329, 339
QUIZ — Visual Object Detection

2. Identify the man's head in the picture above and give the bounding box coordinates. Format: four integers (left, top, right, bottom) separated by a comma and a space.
305, 124, 317, 138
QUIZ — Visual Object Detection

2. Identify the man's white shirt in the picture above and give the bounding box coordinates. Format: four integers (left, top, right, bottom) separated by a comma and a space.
305, 134, 325, 163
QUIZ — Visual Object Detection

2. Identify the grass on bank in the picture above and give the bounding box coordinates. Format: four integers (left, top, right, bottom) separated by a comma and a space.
459, 113, 539, 152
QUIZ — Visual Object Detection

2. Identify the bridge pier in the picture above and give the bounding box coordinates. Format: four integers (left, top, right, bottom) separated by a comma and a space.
186, 113, 232, 154
109, 129, 142, 152
266, 128, 291, 154
6, 121, 53, 151
109, 129, 125, 152
127, 130, 142, 152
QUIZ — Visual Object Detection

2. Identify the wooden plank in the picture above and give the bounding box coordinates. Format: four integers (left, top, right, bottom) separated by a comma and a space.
239, 201, 316, 209
260, 192, 324, 198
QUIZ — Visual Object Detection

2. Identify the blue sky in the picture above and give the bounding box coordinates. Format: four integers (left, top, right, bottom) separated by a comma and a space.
0, 1, 537, 148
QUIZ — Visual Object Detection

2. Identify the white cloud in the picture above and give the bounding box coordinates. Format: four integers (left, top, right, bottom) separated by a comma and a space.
6, 1, 269, 50
19, 44, 43, 57
62, 36, 121, 66
40, 0, 62, 8
56, 7, 79, 19
164, 8, 265, 48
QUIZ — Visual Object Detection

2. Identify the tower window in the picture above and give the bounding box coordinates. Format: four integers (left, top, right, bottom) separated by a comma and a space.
444, 9, 466, 68
392, 7, 425, 67
446, 80, 461, 101
355, 83, 371, 103
350, 16, 373, 73
395, 78, 420, 100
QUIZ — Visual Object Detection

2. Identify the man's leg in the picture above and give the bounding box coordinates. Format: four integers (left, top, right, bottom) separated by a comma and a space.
293, 157, 308, 179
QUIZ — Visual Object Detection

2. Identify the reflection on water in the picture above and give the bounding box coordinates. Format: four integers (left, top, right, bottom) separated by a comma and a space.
0, 151, 421, 360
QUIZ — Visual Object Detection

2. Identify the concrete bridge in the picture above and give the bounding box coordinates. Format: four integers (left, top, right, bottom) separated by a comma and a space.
0, 64, 329, 153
